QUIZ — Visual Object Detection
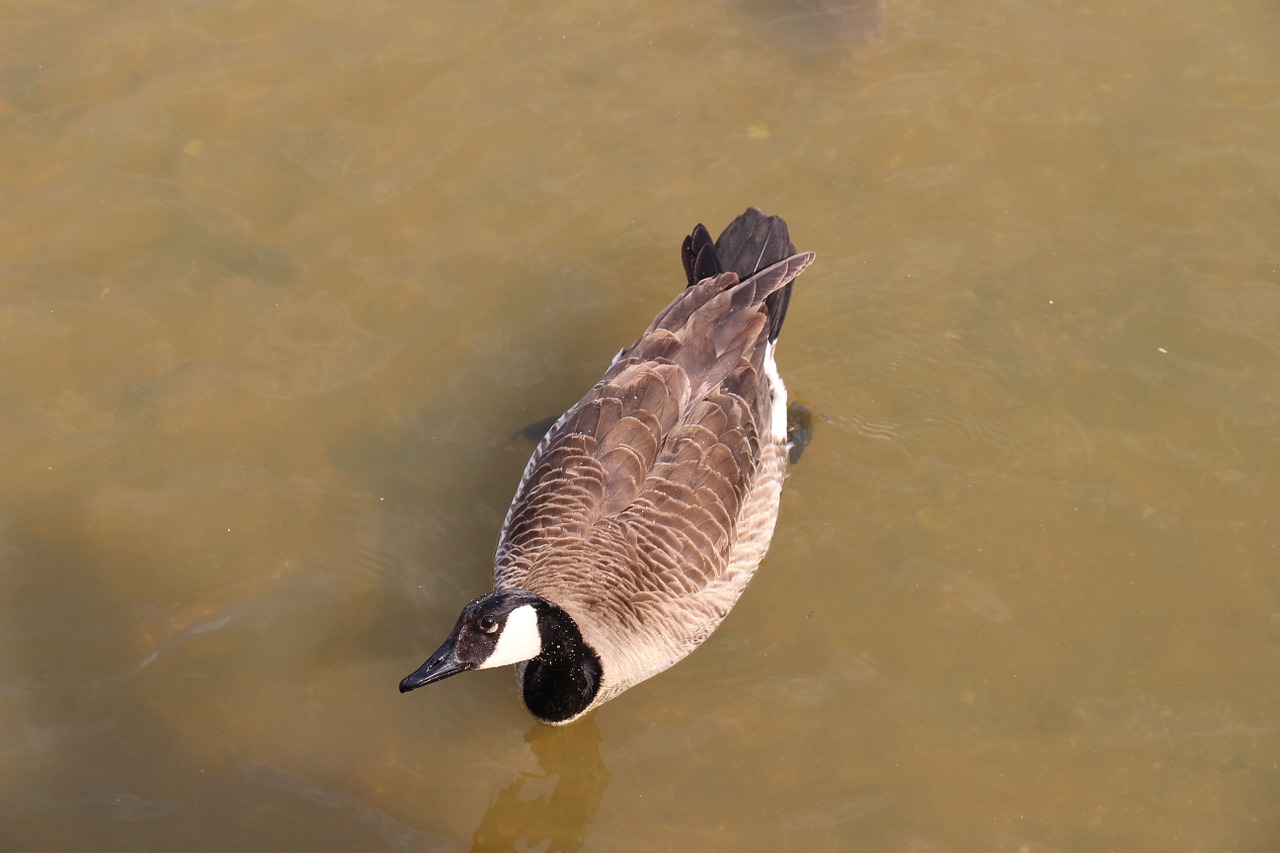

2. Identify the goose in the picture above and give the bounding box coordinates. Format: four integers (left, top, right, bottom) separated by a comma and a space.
399, 208, 814, 724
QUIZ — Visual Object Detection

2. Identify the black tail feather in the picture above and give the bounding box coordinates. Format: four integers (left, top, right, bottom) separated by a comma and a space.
681, 208, 801, 342
681, 224, 722, 286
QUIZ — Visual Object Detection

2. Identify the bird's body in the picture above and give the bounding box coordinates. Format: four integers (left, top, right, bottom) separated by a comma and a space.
401, 208, 813, 724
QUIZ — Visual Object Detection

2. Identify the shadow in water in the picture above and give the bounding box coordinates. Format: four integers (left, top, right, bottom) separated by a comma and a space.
472, 716, 610, 852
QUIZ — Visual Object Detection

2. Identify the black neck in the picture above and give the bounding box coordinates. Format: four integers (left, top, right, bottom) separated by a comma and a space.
521, 600, 602, 724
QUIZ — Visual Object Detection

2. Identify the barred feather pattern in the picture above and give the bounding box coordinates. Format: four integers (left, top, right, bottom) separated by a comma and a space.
495, 209, 814, 711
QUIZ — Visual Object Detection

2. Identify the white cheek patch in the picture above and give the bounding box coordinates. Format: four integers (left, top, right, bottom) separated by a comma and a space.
478, 604, 543, 669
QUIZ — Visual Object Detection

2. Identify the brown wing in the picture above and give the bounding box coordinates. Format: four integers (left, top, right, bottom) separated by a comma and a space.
496, 251, 815, 595
614, 374, 760, 597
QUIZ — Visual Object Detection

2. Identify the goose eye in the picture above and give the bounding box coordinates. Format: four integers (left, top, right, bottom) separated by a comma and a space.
479, 615, 499, 633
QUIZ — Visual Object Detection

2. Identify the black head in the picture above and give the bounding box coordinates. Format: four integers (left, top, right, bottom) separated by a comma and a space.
399, 590, 546, 694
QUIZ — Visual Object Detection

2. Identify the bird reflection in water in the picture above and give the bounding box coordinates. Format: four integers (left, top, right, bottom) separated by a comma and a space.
472, 716, 610, 852
754, 0, 887, 54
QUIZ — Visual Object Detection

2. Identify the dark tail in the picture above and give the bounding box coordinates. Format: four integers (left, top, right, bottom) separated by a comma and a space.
681, 207, 800, 342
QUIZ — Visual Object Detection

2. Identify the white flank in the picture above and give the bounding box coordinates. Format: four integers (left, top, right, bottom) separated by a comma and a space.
479, 604, 543, 669
763, 341, 788, 441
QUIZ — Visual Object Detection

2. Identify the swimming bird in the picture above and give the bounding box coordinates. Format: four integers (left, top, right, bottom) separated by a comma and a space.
399, 208, 814, 724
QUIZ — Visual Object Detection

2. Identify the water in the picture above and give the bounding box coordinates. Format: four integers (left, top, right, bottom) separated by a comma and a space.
2, 0, 1278, 849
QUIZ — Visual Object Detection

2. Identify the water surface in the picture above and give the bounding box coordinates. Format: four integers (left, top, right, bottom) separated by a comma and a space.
2, 0, 1278, 849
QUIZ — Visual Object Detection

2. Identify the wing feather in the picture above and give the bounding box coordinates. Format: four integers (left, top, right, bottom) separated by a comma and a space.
496, 230, 813, 621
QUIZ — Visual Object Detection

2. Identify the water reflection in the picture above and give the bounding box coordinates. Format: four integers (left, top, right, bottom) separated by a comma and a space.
748, 0, 888, 54
472, 718, 611, 853
4, 0, 1280, 847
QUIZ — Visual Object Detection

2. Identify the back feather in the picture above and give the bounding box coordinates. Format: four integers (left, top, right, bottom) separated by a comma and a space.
497, 210, 813, 654
681, 207, 798, 342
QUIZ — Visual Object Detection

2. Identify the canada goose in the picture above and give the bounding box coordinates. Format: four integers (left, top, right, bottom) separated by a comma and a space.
400, 208, 814, 724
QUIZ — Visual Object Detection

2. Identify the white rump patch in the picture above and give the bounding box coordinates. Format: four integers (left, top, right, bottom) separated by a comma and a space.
763, 341, 788, 441
478, 604, 542, 669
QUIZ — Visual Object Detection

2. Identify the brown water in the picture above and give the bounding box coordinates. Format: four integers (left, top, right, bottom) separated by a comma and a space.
2, 0, 1278, 850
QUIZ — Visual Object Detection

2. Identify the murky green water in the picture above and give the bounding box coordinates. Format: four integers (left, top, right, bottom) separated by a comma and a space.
2, 0, 1278, 849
